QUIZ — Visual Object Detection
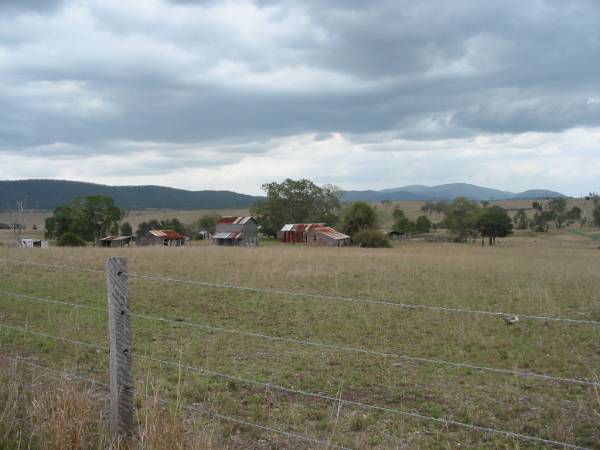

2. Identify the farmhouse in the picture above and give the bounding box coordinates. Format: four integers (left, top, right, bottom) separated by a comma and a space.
99, 235, 134, 247
213, 216, 258, 246
305, 227, 351, 247
137, 230, 186, 246
280, 223, 326, 243
20, 238, 48, 248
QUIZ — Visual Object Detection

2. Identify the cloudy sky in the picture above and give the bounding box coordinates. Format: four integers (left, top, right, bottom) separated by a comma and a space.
1, 0, 599, 195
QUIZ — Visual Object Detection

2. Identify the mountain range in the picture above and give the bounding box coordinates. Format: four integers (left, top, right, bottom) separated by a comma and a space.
340, 183, 565, 202
0, 179, 565, 211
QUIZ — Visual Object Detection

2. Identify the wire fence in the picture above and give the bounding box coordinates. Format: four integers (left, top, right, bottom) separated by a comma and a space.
0, 256, 598, 450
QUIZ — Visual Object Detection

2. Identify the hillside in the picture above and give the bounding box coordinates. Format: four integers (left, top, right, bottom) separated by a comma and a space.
341, 183, 565, 202
0, 180, 261, 211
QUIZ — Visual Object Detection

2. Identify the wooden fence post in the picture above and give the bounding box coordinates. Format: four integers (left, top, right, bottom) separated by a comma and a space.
106, 257, 133, 440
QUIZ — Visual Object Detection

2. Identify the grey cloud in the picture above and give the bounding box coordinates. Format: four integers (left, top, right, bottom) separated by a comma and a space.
0, 0, 599, 190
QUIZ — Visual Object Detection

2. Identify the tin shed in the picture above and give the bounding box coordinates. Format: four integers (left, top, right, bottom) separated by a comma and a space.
213, 216, 258, 246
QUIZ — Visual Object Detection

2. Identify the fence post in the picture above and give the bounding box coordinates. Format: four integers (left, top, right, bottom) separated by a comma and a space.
106, 257, 133, 440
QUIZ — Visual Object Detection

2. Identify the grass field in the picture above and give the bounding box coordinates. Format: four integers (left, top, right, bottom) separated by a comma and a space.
1, 232, 599, 448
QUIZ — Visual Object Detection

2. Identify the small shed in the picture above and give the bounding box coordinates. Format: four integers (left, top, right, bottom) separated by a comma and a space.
388, 230, 408, 241
100, 235, 134, 247
20, 238, 48, 249
137, 230, 186, 246
214, 216, 258, 246
305, 227, 351, 247
280, 223, 326, 243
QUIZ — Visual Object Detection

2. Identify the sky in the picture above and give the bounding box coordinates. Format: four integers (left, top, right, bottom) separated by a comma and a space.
1, 0, 599, 196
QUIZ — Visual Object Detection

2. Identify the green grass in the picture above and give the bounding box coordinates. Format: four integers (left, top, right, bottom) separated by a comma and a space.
1, 239, 599, 449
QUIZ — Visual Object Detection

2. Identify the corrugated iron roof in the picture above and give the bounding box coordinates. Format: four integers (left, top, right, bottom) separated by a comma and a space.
148, 230, 185, 239
312, 227, 350, 240
100, 235, 133, 241
218, 216, 254, 225
280, 223, 326, 232
213, 232, 244, 239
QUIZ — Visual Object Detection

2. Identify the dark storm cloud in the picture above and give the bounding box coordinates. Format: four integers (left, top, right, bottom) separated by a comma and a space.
0, 0, 599, 194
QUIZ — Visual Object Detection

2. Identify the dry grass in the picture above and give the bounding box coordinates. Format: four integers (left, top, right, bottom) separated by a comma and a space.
1, 233, 599, 448
0, 355, 225, 449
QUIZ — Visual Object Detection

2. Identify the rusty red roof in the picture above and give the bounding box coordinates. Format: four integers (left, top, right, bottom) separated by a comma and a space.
217, 216, 255, 225
148, 230, 185, 239
311, 227, 350, 240
281, 223, 326, 232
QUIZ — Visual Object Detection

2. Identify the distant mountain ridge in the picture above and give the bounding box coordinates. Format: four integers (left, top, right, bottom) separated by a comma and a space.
341, 183, 565, 202
0, 179, 261, 211
0, 179, 566, 211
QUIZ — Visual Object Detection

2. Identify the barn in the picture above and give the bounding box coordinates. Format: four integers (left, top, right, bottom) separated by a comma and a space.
280, 223, 326, 243
136, 230, 186, 246
305, 227, 351, 247
99, 235, 134, 247
213, 216, 258, 246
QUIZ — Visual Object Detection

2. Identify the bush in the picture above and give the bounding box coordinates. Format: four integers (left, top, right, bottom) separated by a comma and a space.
352, 230, 391, 248
56, 232, 87, 247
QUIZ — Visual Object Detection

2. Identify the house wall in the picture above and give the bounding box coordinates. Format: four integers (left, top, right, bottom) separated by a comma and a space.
215, 219, 258, 246
306, 230, 350, 247
242, 221, 258, 245
136, 235, 184, 246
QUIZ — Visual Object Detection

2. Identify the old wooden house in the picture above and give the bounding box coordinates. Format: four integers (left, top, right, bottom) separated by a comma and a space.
99, 235, 135, 247
213, 216, 258, 246
136, 230, 186, 246
305, 227, 351, 247
280, 223, 326, 243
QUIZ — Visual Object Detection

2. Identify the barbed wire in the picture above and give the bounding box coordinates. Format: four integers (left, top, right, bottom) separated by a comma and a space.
3, 355, 348, 449
0, 323, 107, 352
2, 289, 598, 387
138, 354, 591, 450
2, 257, 599, 325
0, 320, 592, 450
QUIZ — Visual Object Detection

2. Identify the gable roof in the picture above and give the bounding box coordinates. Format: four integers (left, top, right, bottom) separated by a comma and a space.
217, 216, 255, 225
281, 223, 326, 232
310, 227, 350, 240
100, 235, 134, 241
148, 229, 185, 239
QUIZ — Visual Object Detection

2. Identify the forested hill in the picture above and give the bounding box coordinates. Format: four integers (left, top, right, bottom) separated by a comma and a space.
0, 180, 261, 211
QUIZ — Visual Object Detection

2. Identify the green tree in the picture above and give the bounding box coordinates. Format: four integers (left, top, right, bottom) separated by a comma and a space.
392, 208, 415, 234
415, 215, 432, 233
340, 201, 378, 236
477, 206, 513, 245
195, 213, 221, 233
444, 197, 481, 241
352, 229, 391, 248
566, 206, 582, 224
44, 196, 122, 242
251, 179, 341, 238
56, 231, 87, 247
120, 222, 133, 236
136, 218, 186, 237
513, 210, 529, 230
549, 198, 568, 228
593, 205, 600, 226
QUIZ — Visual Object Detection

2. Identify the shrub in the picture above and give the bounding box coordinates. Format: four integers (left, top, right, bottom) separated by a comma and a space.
56, 232, 87, 247
352, 230, 391, 248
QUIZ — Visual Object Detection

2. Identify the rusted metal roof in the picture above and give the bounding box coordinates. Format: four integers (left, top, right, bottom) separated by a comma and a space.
100, 235, 133, 242
280, 223, 326, 232
217, 216, 255, 225
213, 231, 244, 239
148, 230, 185, 239
312, 227, 350, 240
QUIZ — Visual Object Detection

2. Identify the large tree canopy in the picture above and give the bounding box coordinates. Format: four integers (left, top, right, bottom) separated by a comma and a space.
340, 201, 378, 236
443, 197, 481, 241
45, 195, 123, 242
251, 179, 341, 238
477, 206, 513, 245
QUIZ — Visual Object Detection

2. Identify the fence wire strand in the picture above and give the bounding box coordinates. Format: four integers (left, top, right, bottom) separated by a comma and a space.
1, 289, 598, 388
1, 257, 598, 325
2, 355, 347, 449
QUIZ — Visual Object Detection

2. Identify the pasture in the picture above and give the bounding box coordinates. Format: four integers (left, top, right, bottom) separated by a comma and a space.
1, 233, 599, 449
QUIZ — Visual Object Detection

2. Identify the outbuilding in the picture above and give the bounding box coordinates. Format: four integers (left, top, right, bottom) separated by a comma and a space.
280, 223, 326, 243
213, 216, 258, 246
137, 230, 186, 246
20, 238, 48, 248
99, 235, 135, 247
305, 227, 351, 247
